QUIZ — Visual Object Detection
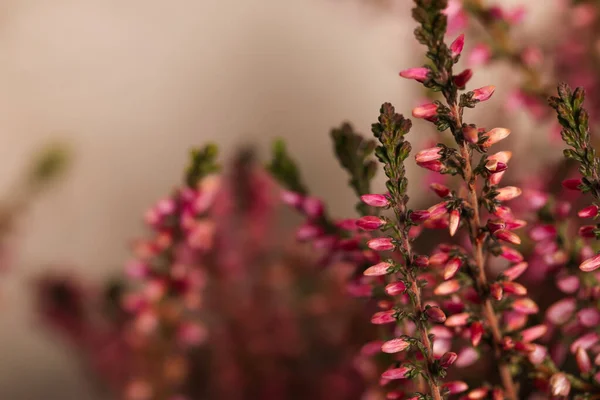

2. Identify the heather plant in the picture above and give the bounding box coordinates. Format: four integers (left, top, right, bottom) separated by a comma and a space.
31, 1, 600, 400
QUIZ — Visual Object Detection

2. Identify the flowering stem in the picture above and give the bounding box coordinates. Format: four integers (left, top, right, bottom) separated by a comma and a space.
457, 118, 519, 400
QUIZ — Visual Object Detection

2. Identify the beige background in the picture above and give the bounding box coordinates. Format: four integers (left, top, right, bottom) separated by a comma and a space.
0, 0, 559, 398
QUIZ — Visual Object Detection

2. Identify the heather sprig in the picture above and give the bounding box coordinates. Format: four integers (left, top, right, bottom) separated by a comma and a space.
399, 1, 532, 398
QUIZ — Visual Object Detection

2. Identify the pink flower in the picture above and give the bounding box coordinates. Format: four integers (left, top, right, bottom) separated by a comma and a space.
550, 373, 571, 397
367, 237, 395, 252
454, 69, 473, 88
385, 281, 407, 296
439, 351, 458, 368
482, 128, 511, 148
470, 321, 484, 346
513, 298, 539, 314
449, 209, 460, 237
363, 262, 392, 277
576, 347, 592, 373
435, 279, 460, 296
570, 332, 600, 353
426, 306, 447, 323
360, 194, 390, 208
430, 183, 451, 197
529, 224, 557, 241
443, 257, 462, 280
281, 190, 304, 208
443, 381, 468, 394
450, 34, 465, 58
302, 196, 324, 219
496, 186, 522, 201
521, 325, 547, 342
445, 312, 470, 327
500, 246, 524, 262
356, 216, 385, 231
556, 275, 580, 294
546, 298, 576, 325
503, 262, 528, 280
382, 366, 411, 380
502, 281, 527, 296
578, 205, 599, 218
399, 67, 429, 82
371, 310, 396, 325
381, 338, 411, 353
562, 178, 582, 191
472, 85, 496, 102
578, 307, 600, 327
428, 201, 449, 219
493, 229, 521, 245
415, 147, 442, 163
417, 160, 444, 172
412, 103, 438, 119
580, 253, 600, 272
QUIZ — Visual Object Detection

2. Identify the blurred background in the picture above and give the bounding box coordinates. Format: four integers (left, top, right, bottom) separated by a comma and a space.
0, 0, 570, 398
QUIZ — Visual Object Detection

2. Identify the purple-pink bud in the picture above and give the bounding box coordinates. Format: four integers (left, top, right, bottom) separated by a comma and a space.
434, 280, 461, 295
363, 261, 392, 277
443, 257, 462, 280
450, 34, 465, 58
490, 283, 503, 301
367, 237, 395, 252
576, 347, 592, 373
521, 325, 547, 342
399, 67, 429, 82
529, 224, 557, 241
580, 253, 600, 272
503, 262, 528, 281
381, 338, 411, 353
371, 310, 396, 325
482, 128, 511, 148
496, 186, 522, 202
360, 194, 390, 208
470, 321, 484, 347
500, 246, 524, 262
449, 209, 460, 237
502, 281, 527, 296
462, 126, 479, 144
578, 307, 600, 327
546, 298, 576, 325
428, 201, 449, 219
445, 312, 470, 327
570, 332, 600, 353
562, 178, 582, 191
556, 275, 580, 294
417, 160, 445, 172
412, 103, 438, 119
414, 255, 429, 267
385, 281, 407, 296
430, 183, 451, 197
415, 147, 442, 163
443, 381, 468, 395
381, 366, 410, 380
578, 204, 599, 218
579, 225, 596, 239
426, 306, 447, 323
296, 224, 324, 241
472, 85, 496, 102
513, 298, 539, 314
356, 216, 385, 231
550, 373, 571, 397
281, 190, 304, 208
494, 229, 521, 245
410, 210, 431, 222
439, 351, 458, 368
468, 43, 492, 66
302, 196, 324, 219
453, 69, 473, 88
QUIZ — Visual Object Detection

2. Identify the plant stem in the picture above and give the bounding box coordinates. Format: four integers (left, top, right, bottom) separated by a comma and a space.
458, 142, 519, 400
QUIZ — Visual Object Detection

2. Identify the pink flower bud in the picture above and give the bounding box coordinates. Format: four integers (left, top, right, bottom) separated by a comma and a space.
505, 219, 527, 230
579, 204, 599, 218
485, 159, 507, 173
550, 373, 571, 397
426, 306, 447, 323
490, 283, 503, 300
468, 43, 492, 66
503, 262, 528, 281
361, 194, 390, 208
528, 344, 548, 365
382, 338, 411, 353
580, 253, 600, 272
496, 186, 522, 201
449, 209, 460, 237
414, 255, 429, 267
296, 224, 324, 241
302, 196, 324, 219
513, 298, 539, 314
382, 366, 410, 380
454, 69, 473, 88
360, 340, 384, 356
570, 332, 600, 353
364, 261, 392, 277
356, 216, 386, 231
410, 210, 431, 222
470, 321, 484, 346
281, 190, 304, 208
417, 160, 444, 172
521, 325, 547, 342
579, 225, 596, 239
428, 201, 449, 219
562, 178, 582, 191
443, 257, 462, 280
576, 347, 592, 373
472, 85, 496, 102
443, 381, 468, 395
367, 237, 395, 252
578, 307, 600, 327
445, 312, 470, 327
385, 281, 407, 296
547, 298, 576, 325
482, 128, 511, 148
434, 280, 461, 295
415, 147, 443, 163
450, 33, 465, 58
399, 67, 430, 82
430, 183, 451, 197
556, 275, 580, 294
502, 281, 527, 296
371, 310, 396, 325
529, 224, 557, 241
456, 347, 479, 368
500, 246, 523, 262
412, 103, 438, 119
493, 229, 521, 245
487, 219, 505, 233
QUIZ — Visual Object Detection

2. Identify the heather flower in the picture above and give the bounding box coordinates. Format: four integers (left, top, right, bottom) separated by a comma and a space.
367, 237, 395, 251
482, 128, 511, 148
381, 337, 411, 353
472, 85, 496, 102
363, 261, 392, 277
399, 67, 429, 82
580, 254, 600, 272
412, 103, 438, 119
450, 34, 465, 58
361, 194, 390, 208
415, 146, 442, 163
578, 205, 599, 218
356, 216, 386, 231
